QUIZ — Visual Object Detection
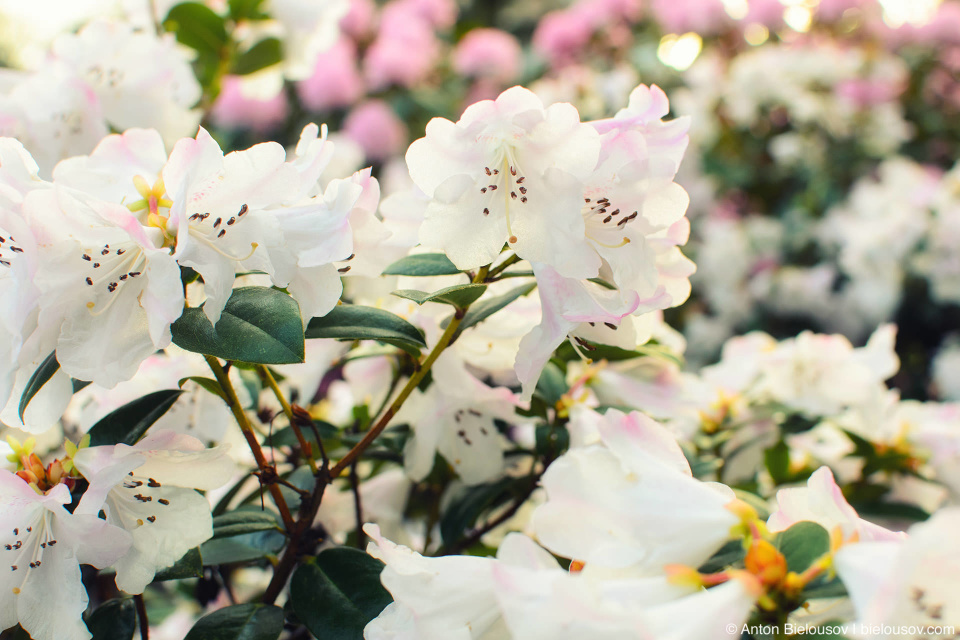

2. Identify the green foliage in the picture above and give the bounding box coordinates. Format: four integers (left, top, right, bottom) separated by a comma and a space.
172, 287, 306, 364
212, 509, 283, 538
164, 3, 229, 88
200, 528, 286, 565
183, 604, 284, 640
155, 548, 203, 581
440, 475, 529, 547
306, 304, 427, 353
86, 389, 183, 447
290, 549, 393, 640
231, 38, 282, 75
18, 351, 59, 422
775, 521, 830, 574
86, 598, 136, 640
382, 253, 462, 276
392, 283, 487, 309
454, 281, 537, 333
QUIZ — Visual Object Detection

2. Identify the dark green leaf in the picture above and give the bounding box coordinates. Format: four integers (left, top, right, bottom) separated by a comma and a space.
554, 340, 683, 366
698, 540, 746, 574
200, 529, 286, 565
534, 362, 566, 406
184, 603, 283, 640
454, 282, 536, 333
19, 351, 59, 422
535, 424, 569, 459
179, 375, 227, 401
382, 253, 461, 276
776, 521, 830, 573
155, 547, 203, 581
231, 37, 282, 75
164, 3, 228, 56
213, 509, 282, 538
72, 379, 92, 393
172, 287, 305, 365
86, 598, 136, 640
440, 476, 518, 546
764, 440, 791, 485
228, 0, 267, 20
87, 390, 183, 447
306, 305, 426, 350
392, 283, 487, 309
290, 549, 392, 640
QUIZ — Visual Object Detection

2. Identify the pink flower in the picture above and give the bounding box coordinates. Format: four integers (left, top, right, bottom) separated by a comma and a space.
648, 0, 730, 35
340, 0, 377, 40
454, 28, 522, 83
296, 37, 364, 111
389, 0, 457, 29
209, 76, 288, 132
343, 100, 407, 162
532, 9, 594, 67
364, 10, 440, 90
835, 78, 904, 108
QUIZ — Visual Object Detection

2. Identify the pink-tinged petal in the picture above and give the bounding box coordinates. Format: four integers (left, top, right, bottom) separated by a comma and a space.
595, 408, 691, 476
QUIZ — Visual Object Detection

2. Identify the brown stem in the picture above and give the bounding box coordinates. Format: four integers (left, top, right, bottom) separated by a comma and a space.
134, 594, 149, 640
259, 365, 319, 474
206, 356, 296, 533
329, 265, 490, 478
349, 460, 366, 550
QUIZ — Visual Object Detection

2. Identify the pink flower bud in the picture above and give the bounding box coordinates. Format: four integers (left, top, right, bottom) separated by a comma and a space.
453, 28, 522, 82
343, 100, 407, 162
296, 37, 364, 111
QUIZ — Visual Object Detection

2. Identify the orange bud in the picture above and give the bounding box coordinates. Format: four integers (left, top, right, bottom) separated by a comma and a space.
745, 539, 788, 587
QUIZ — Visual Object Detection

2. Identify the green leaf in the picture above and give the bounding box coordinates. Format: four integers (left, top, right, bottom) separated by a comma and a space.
228, 0, 267, 20
440, 476, 519, 546
86, 598, 136, 640
19, 351, 59, 422
455, 282, 536, 333
534, 361, 566, 406
155, 547, 203, 581
184, 603, 283, 640
776, 521, 830, 573
212, 509, 282, 538
172, 287, 305, 364
698, 540, 746, 574
392, 283, 487, 309
179, 375, 227, 401
200, 528, 286, 565
164, 3, 228, 56
290, 549, 393, 640
87, 390, 183, 447
306, 305, 426, 351
764, 440, 792, 485
382, 253, 461, 276
231, 37, 282, 75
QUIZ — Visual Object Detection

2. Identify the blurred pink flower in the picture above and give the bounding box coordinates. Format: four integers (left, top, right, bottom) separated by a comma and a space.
744, 0, 785, 28
343, 100, 407, 162
340, 0, 378, 40
390, 0, 458, 29
836, 77, 904, 108
532, 8, 595, 67
364, 10, 440, 90
209, 75, 288, 132
649, 0, 730, 35
296, 37, 364, 111
454, 28, 522, 82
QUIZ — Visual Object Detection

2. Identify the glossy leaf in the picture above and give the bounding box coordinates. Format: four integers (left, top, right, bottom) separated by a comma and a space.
165, 3, 228, 56
155, 547, 203, 581
86, 389, 183, 447
776, 521, 830, 573
86, 598, 136, 640
18, 351, 59, 422
212, 509, 282, 538
172, 287, 305, 364
306, 304, 426, 350
455, 281, 537, 332
232, 37, 282, 75
392, 283, 487, 309
183, 604, 284, 640
382, 253, 462, 276
200, 529, 286, 565
290, 548, 393, 640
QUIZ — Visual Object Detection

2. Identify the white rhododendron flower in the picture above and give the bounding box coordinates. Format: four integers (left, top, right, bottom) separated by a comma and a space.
73, 431, 235, 594
0, 470, 131, 640
408, 86, 601, 277
768, 467, 905, 542
532, 408, 739, 572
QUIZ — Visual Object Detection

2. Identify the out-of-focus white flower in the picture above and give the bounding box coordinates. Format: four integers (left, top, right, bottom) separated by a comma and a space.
768, 467, 906, 541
